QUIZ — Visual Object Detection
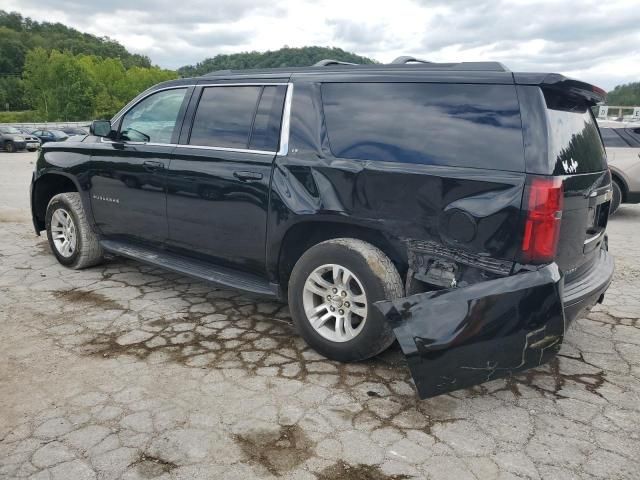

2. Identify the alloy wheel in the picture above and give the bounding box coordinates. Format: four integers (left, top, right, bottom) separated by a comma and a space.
302, 263, 368, 342
50, 208, 77, 258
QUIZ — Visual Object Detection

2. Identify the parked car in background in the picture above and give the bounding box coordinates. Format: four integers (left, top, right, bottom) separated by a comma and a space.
598, 120, 640, 214
20, 131, 41, 151
60, 126, 89, 137
31, 129, 69, 144
30, 59, 614, 398
0, 126, 36, 152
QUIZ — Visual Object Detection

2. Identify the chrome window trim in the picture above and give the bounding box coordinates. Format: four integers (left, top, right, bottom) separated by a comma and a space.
277, 83, 293, 156
98, 137, 275, 155
106, 82, 293, 156
198, 82, 290, 87
174, 144, 276, 155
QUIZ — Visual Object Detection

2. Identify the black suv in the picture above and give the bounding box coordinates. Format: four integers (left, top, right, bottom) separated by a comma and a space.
30, 58, 614, 398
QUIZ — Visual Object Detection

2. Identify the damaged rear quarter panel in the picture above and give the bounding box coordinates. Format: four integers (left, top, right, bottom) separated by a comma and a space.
265, 81, 526, 281
376, 264, 564, 398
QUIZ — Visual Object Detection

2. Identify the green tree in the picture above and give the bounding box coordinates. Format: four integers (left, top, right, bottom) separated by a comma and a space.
22, 48, 177, 121
115, 66, 178, 105
0, 27, 26, 74
79, 55, 126, 118
23, 48, 96, 121
0, 9, 152, 77
607, 82, 640, 106
0, 76, 27, 110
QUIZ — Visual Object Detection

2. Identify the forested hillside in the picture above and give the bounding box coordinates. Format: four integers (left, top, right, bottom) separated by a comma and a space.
0, 10, 151, 74
177, 47, 376, 77
0, 10, 172, 120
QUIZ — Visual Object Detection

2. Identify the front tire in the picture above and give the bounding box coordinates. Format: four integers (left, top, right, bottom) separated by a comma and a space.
288, 238, 403, 362
610, 180, 622, 215
4, 141, 15, 153
45, 192, 104, 269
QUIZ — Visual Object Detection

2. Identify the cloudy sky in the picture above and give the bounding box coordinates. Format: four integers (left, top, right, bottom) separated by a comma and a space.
5, 0, 640, 89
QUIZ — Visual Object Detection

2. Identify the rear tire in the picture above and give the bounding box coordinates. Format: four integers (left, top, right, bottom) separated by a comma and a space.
610, 180, 622, 215
46, 192, 104, 269
288, 238, 403, 362
4, 141, 15, 153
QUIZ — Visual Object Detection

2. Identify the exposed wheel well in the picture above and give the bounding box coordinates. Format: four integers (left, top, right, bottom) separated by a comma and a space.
32, 174, 78, 231
277, 221, 406, 293
611, 172, 627, 202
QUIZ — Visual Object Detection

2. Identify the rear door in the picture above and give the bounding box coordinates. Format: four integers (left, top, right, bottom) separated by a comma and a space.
166, 82, 288, 275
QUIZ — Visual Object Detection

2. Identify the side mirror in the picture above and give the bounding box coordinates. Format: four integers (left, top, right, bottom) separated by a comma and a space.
90, 120, 112, 138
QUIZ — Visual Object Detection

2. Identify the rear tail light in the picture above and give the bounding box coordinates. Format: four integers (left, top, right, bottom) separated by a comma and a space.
520, 176, 564, 264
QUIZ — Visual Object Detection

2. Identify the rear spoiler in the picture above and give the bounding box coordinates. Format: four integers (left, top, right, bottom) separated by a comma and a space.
514, 72, 607, 106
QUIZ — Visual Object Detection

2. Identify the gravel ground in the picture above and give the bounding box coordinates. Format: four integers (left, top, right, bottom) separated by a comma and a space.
1, 151, 639, 480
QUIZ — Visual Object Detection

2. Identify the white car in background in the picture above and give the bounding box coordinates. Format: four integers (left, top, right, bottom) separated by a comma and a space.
598, 120, 640, 214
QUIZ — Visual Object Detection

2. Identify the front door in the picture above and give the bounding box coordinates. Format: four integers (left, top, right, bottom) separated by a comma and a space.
89, 87, 190, 245
166, 83, 288, 274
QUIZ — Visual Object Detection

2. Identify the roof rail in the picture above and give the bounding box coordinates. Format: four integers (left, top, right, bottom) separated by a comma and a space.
391, 56, 432, 64
203, 69, 233, 76
313, 59, 358, 67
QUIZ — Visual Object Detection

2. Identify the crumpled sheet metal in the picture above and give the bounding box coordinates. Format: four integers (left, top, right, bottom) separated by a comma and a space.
376, 264, 565, 398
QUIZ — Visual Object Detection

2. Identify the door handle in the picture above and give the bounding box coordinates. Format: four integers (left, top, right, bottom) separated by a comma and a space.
234, 171, 263, 181
143, 160, 164, 170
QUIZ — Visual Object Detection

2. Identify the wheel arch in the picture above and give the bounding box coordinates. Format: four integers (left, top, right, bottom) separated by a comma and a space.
275, 219, 407, 293
609, 168, 628, 203
32, 172, 82, 232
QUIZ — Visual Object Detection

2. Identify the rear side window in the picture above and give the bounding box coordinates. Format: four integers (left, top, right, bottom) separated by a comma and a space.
321, 82, 523, 171
190, 86, 261, 149
544, 91, 607, 174
249, 86, 287, 151
189, 85, 286, 151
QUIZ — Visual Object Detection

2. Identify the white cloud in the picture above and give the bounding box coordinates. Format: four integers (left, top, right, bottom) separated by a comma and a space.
4, 0, 639, 89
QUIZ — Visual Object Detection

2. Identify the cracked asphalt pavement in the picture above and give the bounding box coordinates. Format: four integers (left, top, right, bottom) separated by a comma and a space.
1, 151, 639, 479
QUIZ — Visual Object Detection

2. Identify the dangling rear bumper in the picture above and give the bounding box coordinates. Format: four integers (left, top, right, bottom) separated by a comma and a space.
375, 248, 614, 399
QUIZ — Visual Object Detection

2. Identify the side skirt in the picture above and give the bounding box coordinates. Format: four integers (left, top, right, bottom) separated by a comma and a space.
101, 239, 279, 298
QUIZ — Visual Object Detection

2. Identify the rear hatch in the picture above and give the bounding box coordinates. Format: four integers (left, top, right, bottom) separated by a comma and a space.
517, 74, 611, 279
547, 91, 611, 279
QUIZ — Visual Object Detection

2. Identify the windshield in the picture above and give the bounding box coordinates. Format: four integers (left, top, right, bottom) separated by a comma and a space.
1, 127, 20, 134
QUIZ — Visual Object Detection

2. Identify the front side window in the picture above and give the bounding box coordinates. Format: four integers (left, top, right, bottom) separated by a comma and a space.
120, 88, 187, 144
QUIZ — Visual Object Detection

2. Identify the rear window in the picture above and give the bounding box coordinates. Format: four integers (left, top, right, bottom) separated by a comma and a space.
321, 82, 524, 171
544, 91, 607, 174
